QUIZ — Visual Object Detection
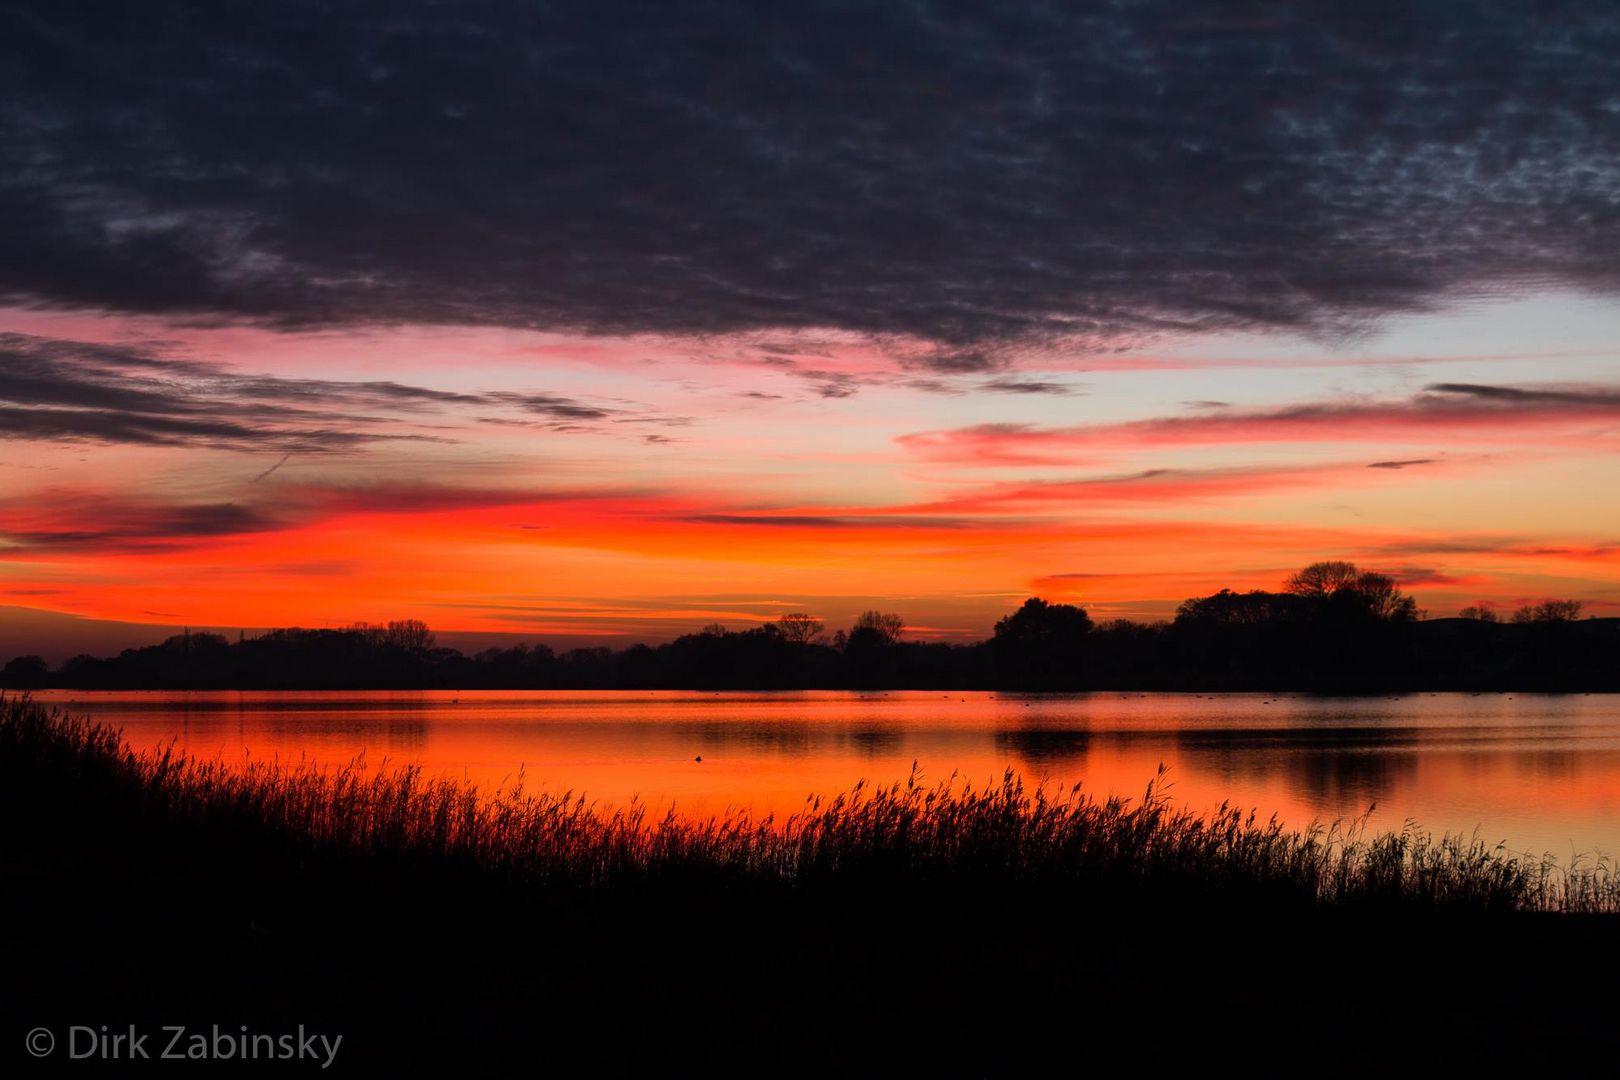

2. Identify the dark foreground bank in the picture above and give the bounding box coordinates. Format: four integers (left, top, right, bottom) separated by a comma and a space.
4, 696, 1618, 1075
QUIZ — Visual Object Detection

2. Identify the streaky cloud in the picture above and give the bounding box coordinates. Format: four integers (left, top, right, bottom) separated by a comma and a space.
0, 496, 282, 552
0, 332, 649, 449
0, 403, 413, 452
901, 382, 1620, 463
979, 379, 1078, 396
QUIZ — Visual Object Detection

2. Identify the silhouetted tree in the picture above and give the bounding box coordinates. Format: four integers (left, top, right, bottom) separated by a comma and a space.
1351, 572, 1418, 622
473, 643, 558, 686
349, 622, 385, 647
993, 598, 1091, 647
1176, 589, 1300, 626
776, 613, 824, 645
841, 611, 905, 687
852, 611, 904, 644
1513, 599, 1584, 623
1285, 561, 1362, 597
1458, 603, 1500, 623
1286, 562, 1415, 622
386, 619, 436, 653
14, 582, 1619, 693
1, 655, 48, 689
990, 598, 1092, 687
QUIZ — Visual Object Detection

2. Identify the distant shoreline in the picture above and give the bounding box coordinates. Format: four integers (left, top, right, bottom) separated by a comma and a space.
8, 603, 1617, 694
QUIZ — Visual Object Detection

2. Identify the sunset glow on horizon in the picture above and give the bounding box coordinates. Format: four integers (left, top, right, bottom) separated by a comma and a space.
4, 3, 1619, 656
4, 291, 1618, 654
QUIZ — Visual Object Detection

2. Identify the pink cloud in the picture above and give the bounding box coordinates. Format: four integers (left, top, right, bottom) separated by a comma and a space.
900, 383, 1620, 465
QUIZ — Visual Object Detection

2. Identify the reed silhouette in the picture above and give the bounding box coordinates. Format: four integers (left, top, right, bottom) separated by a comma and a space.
6, 695, 1620, 1071
7, 697, 1613, 910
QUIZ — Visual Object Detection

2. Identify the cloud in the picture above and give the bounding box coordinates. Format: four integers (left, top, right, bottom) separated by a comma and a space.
980, 379, 1077, 396
223, 377, 488, 409
0, 403, 408, 452
1366, 459, 1436, 470
1422, 383, 1620, 406
0, 480, 662, 554
0, 332, 645, 449
274, 482, 639, 517
901, 350, 1004, 375
798, 372, 861, 399
1363, 537, 1620, 566
485, 393, 614, 421
0, 496, 282, 551
897, 462, 1406, 514
3, 477, 1011, 557
901, 382, 1620, 464
1379, 566, 1488, 587
2, 4, 1618, 347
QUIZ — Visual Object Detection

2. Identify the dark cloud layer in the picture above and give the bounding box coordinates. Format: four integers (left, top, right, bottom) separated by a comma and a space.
0, 495, 282, 551
0, 333, 423, 450
1424, 383, 1620, 406
0, 481, 629, 554
3, 3, 1618, 347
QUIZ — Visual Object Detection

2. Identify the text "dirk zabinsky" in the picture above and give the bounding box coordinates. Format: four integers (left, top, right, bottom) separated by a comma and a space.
29, 1024, 343, 1069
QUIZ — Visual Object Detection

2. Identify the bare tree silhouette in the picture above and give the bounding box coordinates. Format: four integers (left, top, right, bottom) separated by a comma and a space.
1513, 599, 1584, 623
1286, 561, 1416, 621
852, 611, 904, 644
1285, 561, 1363, 597
1351, 572, 1418, 622
776, 613, 825, 645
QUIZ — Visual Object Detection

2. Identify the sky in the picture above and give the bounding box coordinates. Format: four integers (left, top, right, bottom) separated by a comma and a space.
2, 2, 1619, 656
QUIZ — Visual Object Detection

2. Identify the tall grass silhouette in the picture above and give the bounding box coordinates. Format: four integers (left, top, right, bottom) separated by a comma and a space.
5, 695, 1616, 912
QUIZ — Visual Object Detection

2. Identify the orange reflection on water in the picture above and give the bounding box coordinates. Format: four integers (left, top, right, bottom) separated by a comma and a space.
34, 690, 1620, 860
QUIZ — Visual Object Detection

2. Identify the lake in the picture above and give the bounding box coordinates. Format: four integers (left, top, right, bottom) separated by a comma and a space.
30, 689, 1620, 860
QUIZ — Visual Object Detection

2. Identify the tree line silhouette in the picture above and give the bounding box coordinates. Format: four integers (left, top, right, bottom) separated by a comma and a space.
4, 563, 1614, 692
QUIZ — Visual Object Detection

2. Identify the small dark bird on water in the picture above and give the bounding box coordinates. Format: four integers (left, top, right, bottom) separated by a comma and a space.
695, 756, 702, 762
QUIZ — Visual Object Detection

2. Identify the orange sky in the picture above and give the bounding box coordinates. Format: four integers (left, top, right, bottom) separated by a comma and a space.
3, 293, 1619, 653
6, 2, 1620, 659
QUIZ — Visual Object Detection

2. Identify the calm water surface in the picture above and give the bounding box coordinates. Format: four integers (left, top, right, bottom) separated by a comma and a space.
33, 690, 1620, 859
